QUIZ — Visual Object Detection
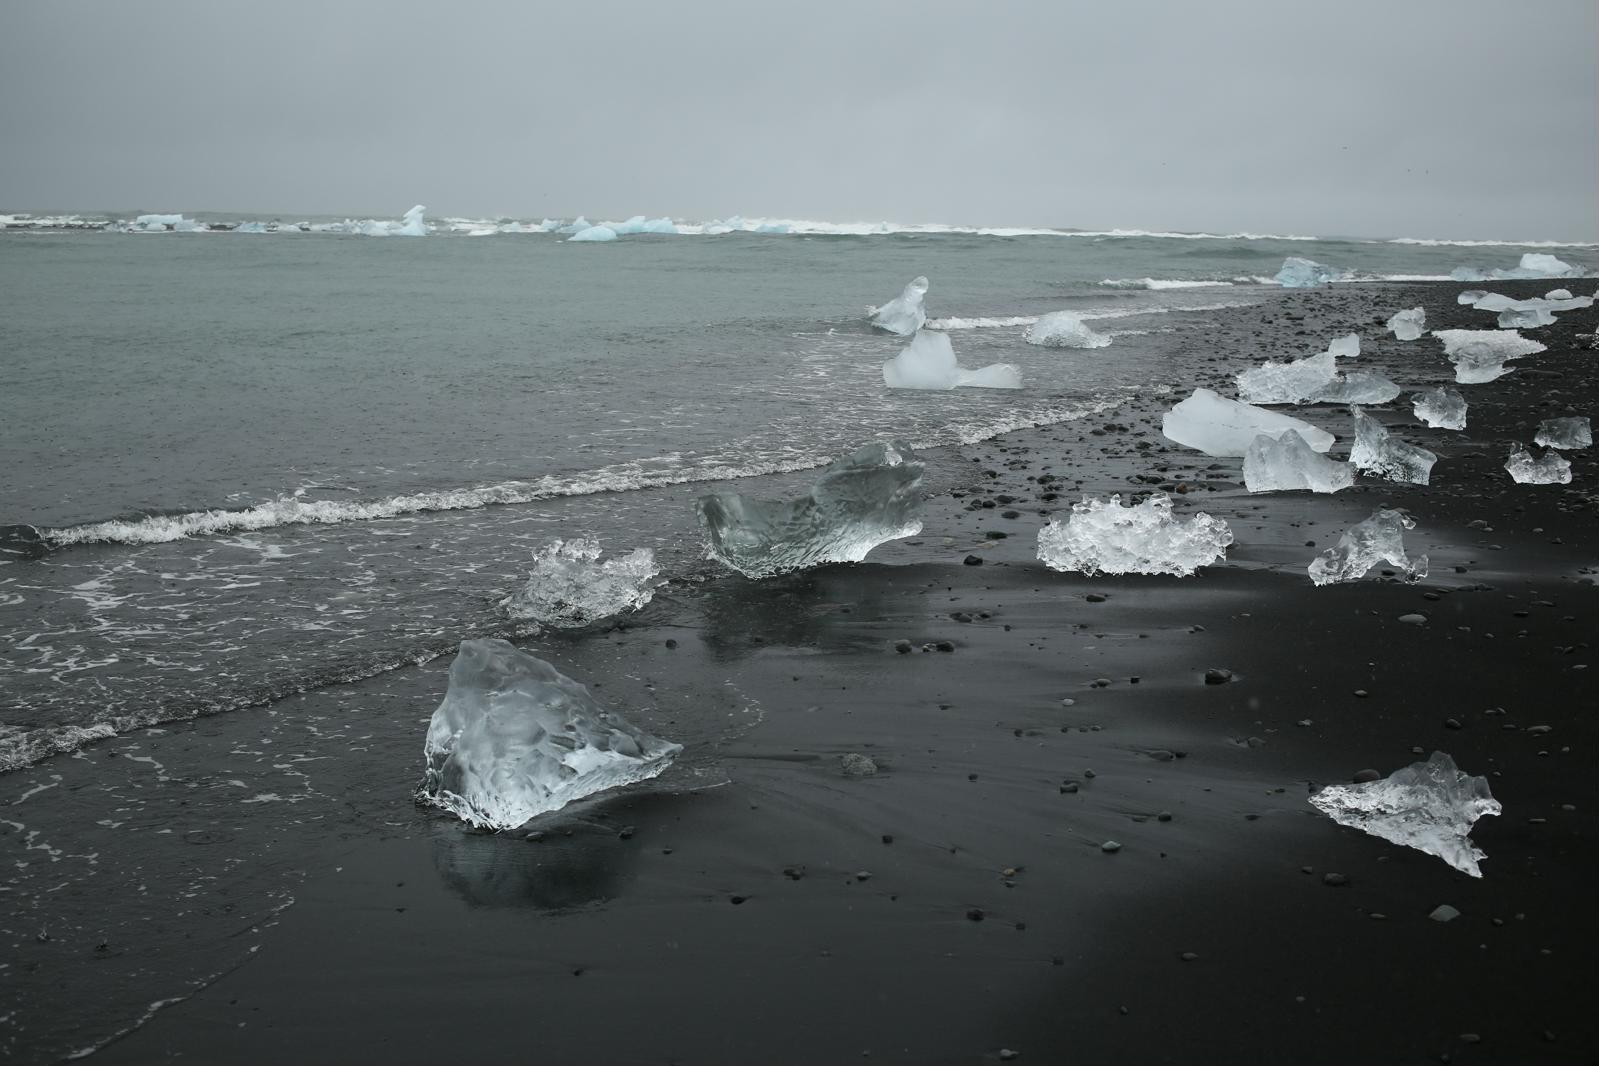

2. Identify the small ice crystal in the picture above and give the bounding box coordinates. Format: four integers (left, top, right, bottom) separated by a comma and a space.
1024, 311, 1112, 349
1243, 430, 1355, 493
1411, 386, 1468, 430
1534, 416, 1591, 450
1386, 307, 1426, 341
1309, 752, 1501, 877
1274, 256, 1340, 288
1348, 407, 1437, 485
1504, 444, 1572, 485
1036, 493, 1232, 577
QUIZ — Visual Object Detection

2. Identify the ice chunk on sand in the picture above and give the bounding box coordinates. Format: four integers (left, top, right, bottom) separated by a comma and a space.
882, 330, 1021, 390
1456, 290, 1489, 305
1498, 305, 1557, 329
1535, 416, 1591, 450
1236, 350, 1339, 405
1411, 386, 1468, 430
1162, 388, 1335, 457
421, 639, 682, 830
1387, 307, 1426, 341
1315, 370, 1401, 405
1274, 256, 1339, 287
1349, 406, 1437, 485
1504, 444, 1572, 485
1308, 508, 1427, 586
1308, 752, 1501, 877
502, 539, 661, 628
1037, 493, 1232, 577
1432, 329, 1545, 384
1546, 288, 1574, 300
1325, 333, 1360, 359
696, 440, 924, 578
568, 225, 617, 242
1025, 311, 1112, 349
1243, 430, 1355, 493
871, 276, 930, 336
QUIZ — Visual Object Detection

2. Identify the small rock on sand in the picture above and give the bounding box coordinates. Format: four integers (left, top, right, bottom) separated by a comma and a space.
1204, 668, 1235, 685
1398, 613, 1428, 625
1429, 904, 1461, 922
1101, 840, 1122, 853
1352, 769, 1382, 783
840, 753, 878, 777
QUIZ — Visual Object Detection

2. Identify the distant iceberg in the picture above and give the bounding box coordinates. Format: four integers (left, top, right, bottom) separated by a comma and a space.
1024, 312, 1112, 349
1450, 252, 1589, 281
882, 331, 1021, 390
568, 225, 618, 242
608, 215, 679, 235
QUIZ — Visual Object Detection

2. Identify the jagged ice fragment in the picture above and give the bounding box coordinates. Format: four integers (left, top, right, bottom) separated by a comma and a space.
568, 225, 618, 242
1036, 493, 1232, 577
1504, 444, 1572, 485
1534, 416, 1591, 450
420, 639, 682, 830
696, 440, 924, 578
1432, 329, 1545, 384
1308, 508, 1427, 586
1275, 256, 1340, 287
1308, 752, 1501, 877
871, 276, 930, 335
882, 330, 1021, 390
501, 539, 661, 628
1243, 430, 1354, 493
1024, 311, 1112, 349
1162, 388, 1335, 457
1349, 406, 1437, 484
1411, 386, 1468, 430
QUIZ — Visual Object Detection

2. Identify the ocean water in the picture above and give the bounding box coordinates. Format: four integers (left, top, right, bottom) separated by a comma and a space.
1, 218, 1593, 771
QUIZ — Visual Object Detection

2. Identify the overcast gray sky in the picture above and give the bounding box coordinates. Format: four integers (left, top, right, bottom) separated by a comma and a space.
2, 0, 1595, 240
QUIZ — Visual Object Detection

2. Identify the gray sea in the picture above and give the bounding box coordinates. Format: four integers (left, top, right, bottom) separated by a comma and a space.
1, 214, 1593, 770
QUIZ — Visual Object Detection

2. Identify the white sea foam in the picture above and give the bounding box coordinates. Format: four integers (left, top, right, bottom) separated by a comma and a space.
1387, 237, 1599, 248
925, 300, 1261, 331
1099, 278, 1235, 289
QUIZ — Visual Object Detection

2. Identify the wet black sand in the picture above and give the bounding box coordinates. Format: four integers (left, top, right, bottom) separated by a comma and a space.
12, 281, 1599, 1064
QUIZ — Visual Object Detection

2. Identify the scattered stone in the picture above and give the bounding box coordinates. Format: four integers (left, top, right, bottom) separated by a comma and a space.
1086, 593, 1107, 603
1101, 840, 1123, 853
893, 639, 913, 654
1323, 872, 1349, 887
964, 555, 984, 566
783, 865, 806, 880
1353, 769, 1382, 784
935, 640, 956, 652
1430, 904, 1461, 922
999, 1050, 1020, 1061
1398, 613, 1427, 625
967, 908, 985, 922
1147, 749, 1176, 762
1157, 811, 1173, 822
1179, 951, 1199, 962
1204, 668, 1235, 685
1444, 718, 1463, 730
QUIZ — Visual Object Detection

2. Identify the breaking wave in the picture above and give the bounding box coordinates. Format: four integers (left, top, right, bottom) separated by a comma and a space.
1386, 237, 1599, 248
1099, 278, 1237, 289
926, 299, 1263, 332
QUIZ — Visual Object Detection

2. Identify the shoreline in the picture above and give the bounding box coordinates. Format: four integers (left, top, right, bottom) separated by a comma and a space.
6, 279, 1596, 1065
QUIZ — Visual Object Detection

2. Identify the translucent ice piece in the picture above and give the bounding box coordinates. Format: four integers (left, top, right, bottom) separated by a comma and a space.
1387, 307, 1426, 341
1314, 369, 1401, 405
1349, 406, 1437, 485
882, 330, 1021, 390
1236, 350, 1339, 405
1545, 288, 1574, 300
1504, 444, 1572, 485
1307, 508, 1427, 586
1534, 416, 1591, 450
1432, 329, 1545, 384
1308, 752, 1501, 877
1243, 430, 1355, 493
1162, 388, 1335, 457
502, 539, 662, 628
1274, 256, 1340, 287
696, 440, 925, 578
421, 639, 682, 830
1036, 493, 1232, 577
1411, 386, 1468, 430
871, 276, 929, 336
1024, 311, 1112, 349
1325, 333, 1361, 359
567, 225, 618, 242
1498, 305, 1556, 329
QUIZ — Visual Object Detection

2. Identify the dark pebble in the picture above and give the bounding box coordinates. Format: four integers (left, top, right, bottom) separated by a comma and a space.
1352, 769, 1382, 783
1323, 873, 1349, 887
1204, 668, 1234, 685
964, 554, 984, 566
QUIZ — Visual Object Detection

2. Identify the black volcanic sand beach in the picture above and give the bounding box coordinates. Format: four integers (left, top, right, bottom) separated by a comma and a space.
8, 282, 1597, 1065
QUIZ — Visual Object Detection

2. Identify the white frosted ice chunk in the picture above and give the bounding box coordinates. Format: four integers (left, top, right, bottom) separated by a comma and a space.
1387, 307, 1426, 341
556, 217, 592, 234
393, 205, 427, 237
1411, 386, 1468, 430
696, 440, 925, 578
1037, 493, 1232, 577
882, 330, 1021, 390
1243, 430, 1355, 493
1456, 290, 1488, 305
1308, 508, 1427, 585
1024, 311, 1112, 349
1534, 416, 1591, 450
1498, 305, 1557, 329
1504, 444, 1572, 485
1274, 256, 1340, 287
1545, 288, 1574, 300
1432, 329, 1545, 384
1349, 406, 1437, 485
568, 225, 617, 242
608, 215, 678, 235
502, 539, 661, 628
871, 276, 930, 336
1162, 388, 1335, 457
1308, 752, 1501, 877
421, 639, 682, 830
